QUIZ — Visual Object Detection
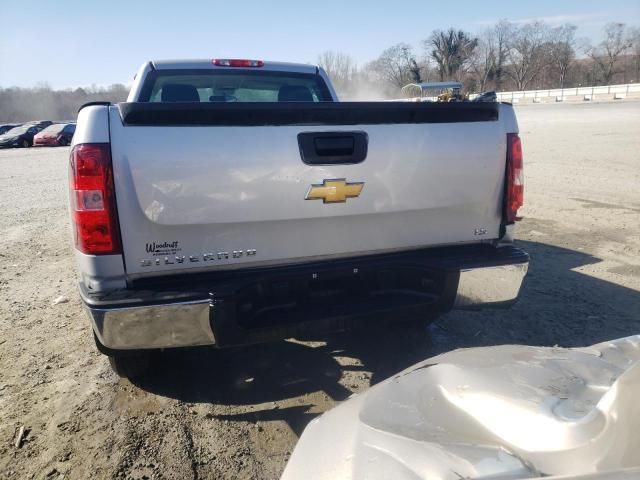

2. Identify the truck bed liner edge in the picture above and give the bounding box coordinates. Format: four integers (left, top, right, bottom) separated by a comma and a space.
117, 101, 499, 126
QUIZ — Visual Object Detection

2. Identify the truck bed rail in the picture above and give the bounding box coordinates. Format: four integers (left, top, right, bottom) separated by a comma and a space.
117, 101, 499, 126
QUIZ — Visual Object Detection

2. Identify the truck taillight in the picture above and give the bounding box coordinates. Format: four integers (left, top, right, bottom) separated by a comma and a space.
69, 144, 121, 255
505, 133, 524, 223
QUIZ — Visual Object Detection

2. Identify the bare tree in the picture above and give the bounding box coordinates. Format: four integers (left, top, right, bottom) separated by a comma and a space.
506, 21, 550, 90
366, 43, 421, 89
427, 29, 478, 81
317, 51, 358, 95
470, 29, 497, 92
491, 20, 512, 90
407, 56, 423, 83
589, 23, 633, 84
631, 27, 640, 82
548, 24, 577, 89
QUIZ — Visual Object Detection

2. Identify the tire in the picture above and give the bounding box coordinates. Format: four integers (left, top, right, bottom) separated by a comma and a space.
108, 353, 152, 379
21, 139, 30, 148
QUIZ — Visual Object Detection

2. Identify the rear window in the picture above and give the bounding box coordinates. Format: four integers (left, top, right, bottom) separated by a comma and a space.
139, 69, 333, 103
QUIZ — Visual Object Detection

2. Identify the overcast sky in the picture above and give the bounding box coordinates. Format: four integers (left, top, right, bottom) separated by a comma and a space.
1, 0, 639, 89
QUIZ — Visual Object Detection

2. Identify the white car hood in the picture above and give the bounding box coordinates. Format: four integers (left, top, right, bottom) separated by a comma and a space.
282, 336, 640, 480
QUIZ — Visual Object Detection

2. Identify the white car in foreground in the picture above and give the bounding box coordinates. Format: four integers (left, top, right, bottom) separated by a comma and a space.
282, 336, 640, 480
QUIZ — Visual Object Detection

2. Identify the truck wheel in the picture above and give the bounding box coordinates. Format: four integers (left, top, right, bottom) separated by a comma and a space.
108, 353, 151, 379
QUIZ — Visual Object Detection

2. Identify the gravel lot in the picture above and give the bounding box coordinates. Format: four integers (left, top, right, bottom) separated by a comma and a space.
1, 101, 639, 479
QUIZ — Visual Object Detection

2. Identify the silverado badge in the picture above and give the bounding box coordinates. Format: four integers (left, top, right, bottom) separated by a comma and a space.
305, 179, 364, 204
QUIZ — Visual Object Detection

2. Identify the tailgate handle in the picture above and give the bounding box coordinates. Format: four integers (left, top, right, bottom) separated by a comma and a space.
315, 136, 354, 156
298, 131, 368, 165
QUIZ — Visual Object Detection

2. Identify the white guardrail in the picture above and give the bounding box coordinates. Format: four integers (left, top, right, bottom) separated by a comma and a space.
492, 83, 640, 102
389, 83, 639, 103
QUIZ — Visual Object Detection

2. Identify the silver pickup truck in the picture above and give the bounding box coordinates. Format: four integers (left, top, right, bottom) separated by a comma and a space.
69, 59, 528, 377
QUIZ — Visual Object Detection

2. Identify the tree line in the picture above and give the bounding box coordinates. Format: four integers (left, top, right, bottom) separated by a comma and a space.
0, 83, 129, 123
1, 21, 639, 122
319, 21, 640, 98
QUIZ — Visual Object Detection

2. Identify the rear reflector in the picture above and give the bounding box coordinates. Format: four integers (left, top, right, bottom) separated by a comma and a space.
505, 133, 524, 223
212, 58, 264, 67
69, 144, 121, 255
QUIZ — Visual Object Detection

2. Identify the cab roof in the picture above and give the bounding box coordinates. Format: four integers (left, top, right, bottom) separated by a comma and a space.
151, 59, 319, 75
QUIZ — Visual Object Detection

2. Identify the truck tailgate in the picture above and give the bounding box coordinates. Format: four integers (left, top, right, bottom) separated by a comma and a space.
109, 102, 511, 277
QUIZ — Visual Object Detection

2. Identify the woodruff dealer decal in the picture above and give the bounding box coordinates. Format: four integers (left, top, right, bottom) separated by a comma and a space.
146, 241, 181, 255
139, 241, 256, 267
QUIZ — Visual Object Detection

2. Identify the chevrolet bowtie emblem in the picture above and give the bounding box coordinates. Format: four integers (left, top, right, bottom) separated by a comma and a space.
305, 179, 364, 204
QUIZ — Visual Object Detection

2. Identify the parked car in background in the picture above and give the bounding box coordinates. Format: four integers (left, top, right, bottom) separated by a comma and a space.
0, 121, 53, 148
0, 124, 20, 135
0, 124, 42, 148
33, 123, 76, 147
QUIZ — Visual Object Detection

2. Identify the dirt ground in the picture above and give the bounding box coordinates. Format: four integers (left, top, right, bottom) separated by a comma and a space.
1, 101, 639, 480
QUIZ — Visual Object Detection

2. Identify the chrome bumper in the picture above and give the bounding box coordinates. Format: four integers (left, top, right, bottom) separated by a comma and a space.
454, 262, 528, 309
86, 300, 215, 350
82, 246, 529, 351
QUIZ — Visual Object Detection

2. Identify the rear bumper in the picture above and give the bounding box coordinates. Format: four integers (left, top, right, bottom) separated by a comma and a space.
85, 300, 214, 351
455, 262, 529, 309
81, 245, 528, 351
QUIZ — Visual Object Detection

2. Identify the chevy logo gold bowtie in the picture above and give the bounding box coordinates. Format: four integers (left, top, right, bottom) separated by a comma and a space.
305, 179, 364, 204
